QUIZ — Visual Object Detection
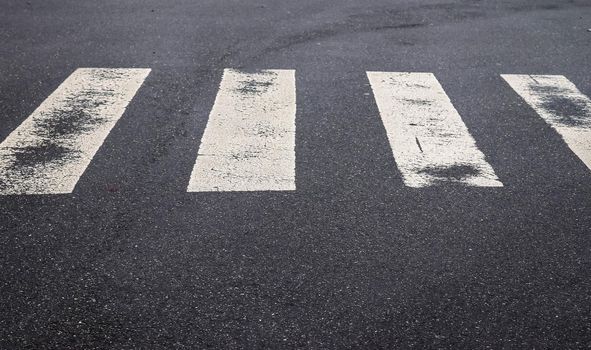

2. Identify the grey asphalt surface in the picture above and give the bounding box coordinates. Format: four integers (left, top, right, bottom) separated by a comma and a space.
1, 0, 591, 348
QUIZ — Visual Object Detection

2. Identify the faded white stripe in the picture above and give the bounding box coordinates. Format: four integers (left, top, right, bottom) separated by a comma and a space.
367, 72, 502, 187
502, 74, 591, 171
0, 68, 150, 195
188, 69, 296, 192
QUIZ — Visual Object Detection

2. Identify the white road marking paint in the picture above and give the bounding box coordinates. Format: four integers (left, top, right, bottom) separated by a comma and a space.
0, 68, 150, 195
502, 74, 591, 171
188, 69, 296, 192
367, 72, 503, 187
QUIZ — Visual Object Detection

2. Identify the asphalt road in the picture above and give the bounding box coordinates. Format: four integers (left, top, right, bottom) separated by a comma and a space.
1, 0, 590, 348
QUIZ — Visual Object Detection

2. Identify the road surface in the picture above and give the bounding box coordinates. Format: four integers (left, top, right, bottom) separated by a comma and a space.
1, 0, 590, 348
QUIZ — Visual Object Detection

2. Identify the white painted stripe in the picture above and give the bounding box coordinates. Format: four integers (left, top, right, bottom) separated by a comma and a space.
0, 68, 150, 195
367, 72, 503, 187
188, 69, 296, 192
502, 74, 591, 171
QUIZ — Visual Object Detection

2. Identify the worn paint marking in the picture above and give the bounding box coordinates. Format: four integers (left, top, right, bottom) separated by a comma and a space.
367, 71, 502, 187
502, 74, 591, 170
0, 68, 150, 195
188, 69, 296, 192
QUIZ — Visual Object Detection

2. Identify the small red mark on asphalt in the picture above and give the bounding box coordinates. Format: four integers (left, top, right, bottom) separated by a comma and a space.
105, 184, 119, 193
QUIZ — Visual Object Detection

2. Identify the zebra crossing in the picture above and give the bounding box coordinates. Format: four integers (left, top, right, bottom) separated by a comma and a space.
367, 72, 503, 188
188, 69, 297, 192
0, 68, 589, 195
0, 68, 151, 195
501, 74, 591, 170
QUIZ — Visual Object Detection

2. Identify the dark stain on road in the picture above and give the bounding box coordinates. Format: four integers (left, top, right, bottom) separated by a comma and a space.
402, 98, 433, 106
237, 79, 273, 95
529, 83, 569, 96
9, 141, 78, 169
541, 96, 590, 128
8, 88, 112, 170
419, 164, 481, 181
34, 105, 108, 139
